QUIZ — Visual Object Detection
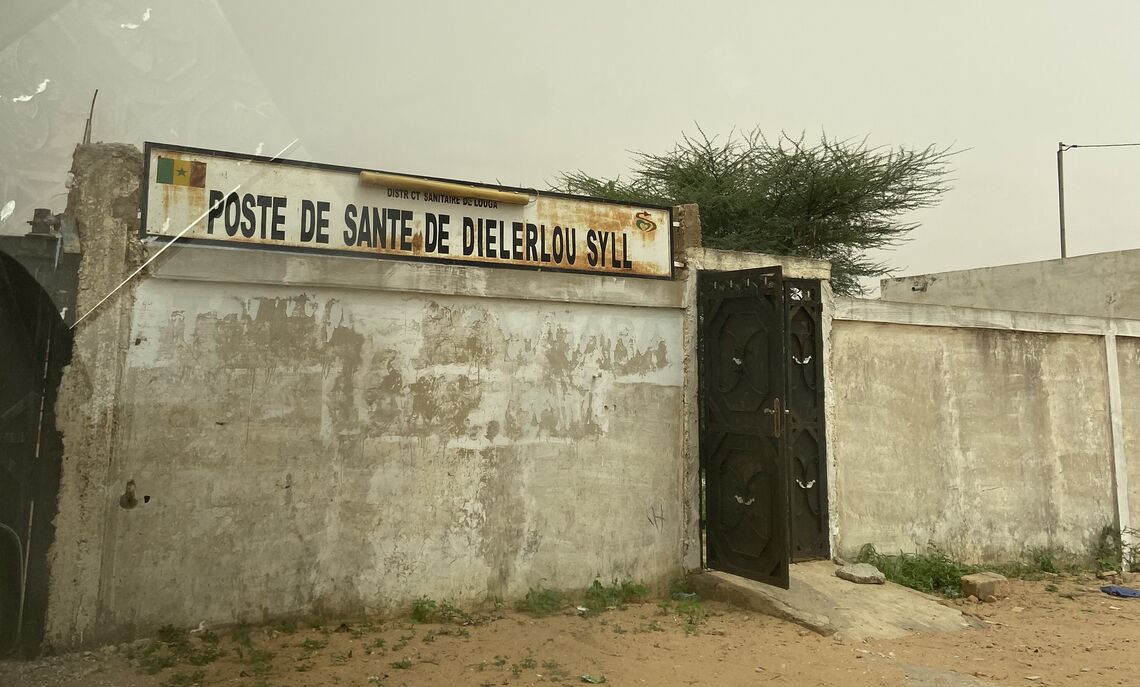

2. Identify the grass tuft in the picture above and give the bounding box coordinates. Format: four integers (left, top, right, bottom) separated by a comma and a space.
515, 585, 565, 617
582, 579, 648, 614
856, 543, 977, 597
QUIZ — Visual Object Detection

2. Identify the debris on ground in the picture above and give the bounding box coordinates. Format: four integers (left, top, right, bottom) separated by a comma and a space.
836, 563, 886, 584
961, 571, 1009, 600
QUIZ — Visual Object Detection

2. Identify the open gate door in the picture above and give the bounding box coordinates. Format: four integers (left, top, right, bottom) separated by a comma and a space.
698, 267, 790, 589
0, 252, 70, 657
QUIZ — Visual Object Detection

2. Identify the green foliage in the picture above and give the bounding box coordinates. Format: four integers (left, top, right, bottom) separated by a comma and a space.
669, 576, 695, 596
138, 646, 178, 675
1027, 546, 1060, 574
1126, 527, 1140, 570
229, 624, 253, 647
555, 127, 955, 295
408, 597, 490, 625
542, 659, 571, 682
515, 585, 566, 617
246, 648, 274, 677
390, 658, 414, 669
411, 596, 437, 623
857, 541, 1099, 597
1092, 525, 1122, 572
582, 579, 649, 613
856, 543, 977, 597
161, 670, 206, 687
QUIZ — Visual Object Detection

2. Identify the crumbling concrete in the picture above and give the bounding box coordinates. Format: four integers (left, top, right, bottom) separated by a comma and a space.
46, 143, 144, 650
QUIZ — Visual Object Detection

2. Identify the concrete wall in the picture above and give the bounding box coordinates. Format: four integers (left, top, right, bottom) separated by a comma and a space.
879, 248, 1140, 319
829, 298, 1135, 564
96, 269, 683, 638
1116, 337, 1140, 534
50, 247, 692, 646
44, 143, 834, 649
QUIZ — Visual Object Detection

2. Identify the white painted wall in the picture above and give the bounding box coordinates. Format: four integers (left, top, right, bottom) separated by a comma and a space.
92, 252, 685, 636
829, 298, 1139, 565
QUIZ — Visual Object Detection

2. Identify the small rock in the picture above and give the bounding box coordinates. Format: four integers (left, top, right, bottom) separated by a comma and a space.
961, 571, 1008, 600
835, 563, 886, 584
966, 595, 979, 604
1012, 606, 1025, 612
1097, 570, 1118, 580
983, 595, 998, 603
832, 556, 848, 566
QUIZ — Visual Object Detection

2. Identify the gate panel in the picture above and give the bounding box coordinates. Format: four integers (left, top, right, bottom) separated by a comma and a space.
785, 279, 829, 561
0, 253, 69, 657
698, 267, 790, 588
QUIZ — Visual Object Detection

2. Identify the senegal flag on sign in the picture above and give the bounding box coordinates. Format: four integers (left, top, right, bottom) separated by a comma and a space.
156, 156, 206, 187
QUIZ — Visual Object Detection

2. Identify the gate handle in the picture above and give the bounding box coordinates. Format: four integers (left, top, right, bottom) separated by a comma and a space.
763, 397, 783, 437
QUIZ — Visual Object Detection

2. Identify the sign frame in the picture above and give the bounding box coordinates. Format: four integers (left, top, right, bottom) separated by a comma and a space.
140, 142, 675, 281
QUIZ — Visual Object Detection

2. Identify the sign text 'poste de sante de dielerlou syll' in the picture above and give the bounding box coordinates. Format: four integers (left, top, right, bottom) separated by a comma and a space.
142, 144, 673, 278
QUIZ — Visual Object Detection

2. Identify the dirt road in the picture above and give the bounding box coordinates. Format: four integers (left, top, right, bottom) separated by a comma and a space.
4, 574, 1138, 687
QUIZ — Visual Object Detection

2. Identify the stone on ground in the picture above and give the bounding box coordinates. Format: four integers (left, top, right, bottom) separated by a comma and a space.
960, 572, 1008, 600
836, 562, 886, 584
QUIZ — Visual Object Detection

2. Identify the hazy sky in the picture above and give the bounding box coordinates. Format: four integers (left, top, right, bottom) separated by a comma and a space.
3, 0, 1139, 288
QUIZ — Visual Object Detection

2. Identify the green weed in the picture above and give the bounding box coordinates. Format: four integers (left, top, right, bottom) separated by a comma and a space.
161, 669, 205, 687
542, 659, 571, 682
390, 658, 413, 669
229, 624, 253, 647
515, 585, 565, 617
411, 596, 437, 623
246, 648, 274, 677
856, 543, 977, 597
140, 649, 177, 675
582, 579, 649, 613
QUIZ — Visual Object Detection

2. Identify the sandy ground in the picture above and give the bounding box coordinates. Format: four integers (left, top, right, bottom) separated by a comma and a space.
3, 573, 1139, 687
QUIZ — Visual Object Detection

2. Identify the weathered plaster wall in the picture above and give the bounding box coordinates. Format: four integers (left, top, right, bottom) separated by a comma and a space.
47, 144, 144, 649
90, 269, 684, 639
880, 248, 1140, 319
1116, 337, 1140, 532
830, 319, 1117, 562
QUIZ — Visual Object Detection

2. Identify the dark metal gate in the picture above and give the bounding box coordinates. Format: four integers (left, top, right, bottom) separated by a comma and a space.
0, 252, 70, 657
785, 279, 829, 562
698, 269, 829, 589
698, 267, 791, 588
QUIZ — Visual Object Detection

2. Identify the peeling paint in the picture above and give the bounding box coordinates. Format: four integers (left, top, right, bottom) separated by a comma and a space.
0, 200, 14, 222
74, 269, 683, 642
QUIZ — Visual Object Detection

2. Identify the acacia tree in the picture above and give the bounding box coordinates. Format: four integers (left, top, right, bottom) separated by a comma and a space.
554, 128, 954, 295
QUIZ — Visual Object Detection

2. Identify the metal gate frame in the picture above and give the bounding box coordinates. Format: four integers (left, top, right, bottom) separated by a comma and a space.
697, 268, 830, 588
0, 252, 71, 658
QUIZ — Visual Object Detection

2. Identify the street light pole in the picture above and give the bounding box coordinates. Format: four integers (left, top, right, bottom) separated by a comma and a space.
1057, 142, 1067, 259
1054, 140, 1140, 260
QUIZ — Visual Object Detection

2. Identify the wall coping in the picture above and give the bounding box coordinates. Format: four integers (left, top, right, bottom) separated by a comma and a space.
836, 297, 1140, 338
144, 242, 685, 310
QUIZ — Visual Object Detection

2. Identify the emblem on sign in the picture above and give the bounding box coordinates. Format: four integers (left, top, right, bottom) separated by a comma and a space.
634, 211, 656, 232
156, 157, 207, 188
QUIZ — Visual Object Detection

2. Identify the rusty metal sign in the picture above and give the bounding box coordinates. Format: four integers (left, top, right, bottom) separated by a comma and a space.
141, 143, 674, 279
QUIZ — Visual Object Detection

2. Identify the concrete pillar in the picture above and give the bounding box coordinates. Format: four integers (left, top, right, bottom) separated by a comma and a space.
1105, 333, 1133, 571
45, 143, 144, 649
673, 203, 702, 251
